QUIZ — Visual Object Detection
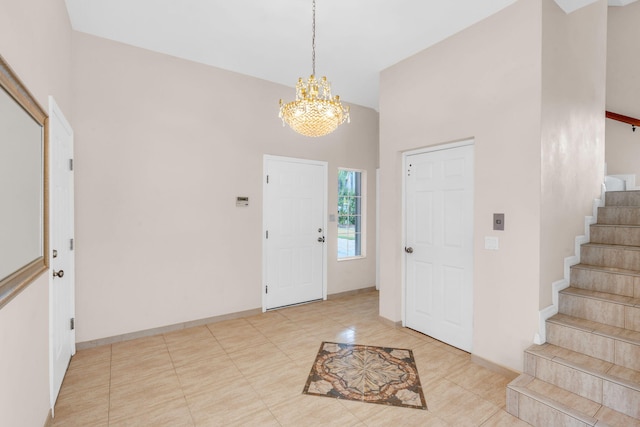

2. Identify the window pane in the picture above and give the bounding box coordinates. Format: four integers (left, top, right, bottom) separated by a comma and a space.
338, 169, 364, 259
337, 196, 347, 214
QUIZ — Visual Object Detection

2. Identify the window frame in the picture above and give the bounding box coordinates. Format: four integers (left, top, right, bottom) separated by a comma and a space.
337, 168, 366, 261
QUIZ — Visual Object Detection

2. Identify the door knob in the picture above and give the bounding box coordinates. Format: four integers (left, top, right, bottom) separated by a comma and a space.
405, 247, 414, 254
318, 236, 325, 243
53, 269, 64, 278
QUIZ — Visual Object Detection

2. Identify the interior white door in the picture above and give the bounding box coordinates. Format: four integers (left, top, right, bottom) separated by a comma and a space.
264, 156, 326, 310
49, 96, 75, 412
405, 143, 474, 351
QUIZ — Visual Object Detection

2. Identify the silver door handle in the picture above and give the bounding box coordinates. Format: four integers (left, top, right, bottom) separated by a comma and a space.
53, 269, 64, 278
318, 236, 325, 243
405, 247, 413, 254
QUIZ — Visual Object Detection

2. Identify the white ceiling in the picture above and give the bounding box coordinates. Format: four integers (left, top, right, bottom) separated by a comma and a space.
555, 0, 636, 13
64, 0, 636, 110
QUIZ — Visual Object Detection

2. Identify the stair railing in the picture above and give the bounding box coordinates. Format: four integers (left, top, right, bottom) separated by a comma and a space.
606, 110, 640, 132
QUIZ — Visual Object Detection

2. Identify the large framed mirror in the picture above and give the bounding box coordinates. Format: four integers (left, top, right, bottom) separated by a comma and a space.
0, 54, 48, 309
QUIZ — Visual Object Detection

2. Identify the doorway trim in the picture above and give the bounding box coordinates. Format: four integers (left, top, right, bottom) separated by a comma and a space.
48, 96, 75, 414
401, 138, 475, 334
262, 155, 328, 311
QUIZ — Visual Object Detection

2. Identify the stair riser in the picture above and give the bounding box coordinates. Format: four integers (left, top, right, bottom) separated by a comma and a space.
506, 389, 595, 427
580, 245, 640, 270
627, 306, 640, 332
559, 293, 640, 332
590, 225, 640, 246
525, 351, 640, 418
597, 207, 640, 225
510, 190, 640, 425
524, 352, 602, 402
616, 339, 640, 373
605, 191, 640, 207
546, 322, 640, 371
546, 322, 615, 363
604, 381, 640, 419
570, 267, 638, 297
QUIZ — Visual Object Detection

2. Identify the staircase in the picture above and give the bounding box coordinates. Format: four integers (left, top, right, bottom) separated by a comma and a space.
507, 190, 640, 426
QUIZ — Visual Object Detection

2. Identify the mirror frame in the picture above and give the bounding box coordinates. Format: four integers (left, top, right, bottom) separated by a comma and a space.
0, 54, 49, 310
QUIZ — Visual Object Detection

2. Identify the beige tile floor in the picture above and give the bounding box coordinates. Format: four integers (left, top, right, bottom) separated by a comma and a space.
52, 290, 529, 426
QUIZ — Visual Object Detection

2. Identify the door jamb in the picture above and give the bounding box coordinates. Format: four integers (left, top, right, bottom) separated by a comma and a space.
48, 96, 75, 414
262, 154, 328, 312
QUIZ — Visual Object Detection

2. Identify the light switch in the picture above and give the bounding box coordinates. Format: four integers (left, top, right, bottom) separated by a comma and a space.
485, 236, 499, 250
493, 213, 505, 231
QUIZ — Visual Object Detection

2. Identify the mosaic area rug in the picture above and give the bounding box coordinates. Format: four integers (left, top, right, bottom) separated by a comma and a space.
303, 342, 427, 410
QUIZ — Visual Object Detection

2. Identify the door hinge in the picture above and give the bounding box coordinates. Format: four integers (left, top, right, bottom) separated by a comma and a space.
265, 285, 268, 294
69, 159, 74, 171
70, 238, 74, 251
266, 230, 269, 239
266, 175, 269, 184
70, 318, 75, 330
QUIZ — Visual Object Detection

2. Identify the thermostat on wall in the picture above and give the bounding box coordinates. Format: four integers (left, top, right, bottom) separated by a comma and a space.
236, 196, 249, 207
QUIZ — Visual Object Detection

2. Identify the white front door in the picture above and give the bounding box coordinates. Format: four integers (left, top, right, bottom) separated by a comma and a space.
49, 96, 75, 412
404, 143, 474, 351
263, 156, 326, 310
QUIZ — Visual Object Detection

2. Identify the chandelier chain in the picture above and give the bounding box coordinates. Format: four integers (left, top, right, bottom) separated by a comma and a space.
312, 0, 316, 76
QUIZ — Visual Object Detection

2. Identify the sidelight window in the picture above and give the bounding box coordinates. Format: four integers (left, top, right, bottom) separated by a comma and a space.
338, 169, 365, 259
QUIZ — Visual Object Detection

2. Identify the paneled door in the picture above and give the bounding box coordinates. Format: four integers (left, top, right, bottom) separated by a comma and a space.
49, 96, 75, 412
404, 143, 474, 351
263, 156, 326, 310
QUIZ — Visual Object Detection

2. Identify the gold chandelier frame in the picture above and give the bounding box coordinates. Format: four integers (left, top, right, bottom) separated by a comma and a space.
278, 0, 350, 137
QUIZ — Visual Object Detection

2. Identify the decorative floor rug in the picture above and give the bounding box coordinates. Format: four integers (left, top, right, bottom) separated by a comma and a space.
303, 342, 427, 410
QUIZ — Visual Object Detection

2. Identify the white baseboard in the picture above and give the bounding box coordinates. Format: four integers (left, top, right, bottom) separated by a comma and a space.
533, 188, 604, 345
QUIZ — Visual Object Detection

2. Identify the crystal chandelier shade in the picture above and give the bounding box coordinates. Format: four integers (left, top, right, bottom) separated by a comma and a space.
279, 76, 349, 137
279, 0, 350, 138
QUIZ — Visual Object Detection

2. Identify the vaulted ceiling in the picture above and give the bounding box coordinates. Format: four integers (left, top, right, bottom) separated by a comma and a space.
64, 0, 636, 110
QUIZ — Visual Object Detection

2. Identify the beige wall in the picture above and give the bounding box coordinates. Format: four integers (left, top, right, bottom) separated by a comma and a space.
380, 0, 543, 371
0, 0, 72, 424
71, 32, 379, 343
0, 2, 611, 423
540, 0, 607, 307
605, 1, 640, 181
0, 277, 50, 426
380, 0, 607, 371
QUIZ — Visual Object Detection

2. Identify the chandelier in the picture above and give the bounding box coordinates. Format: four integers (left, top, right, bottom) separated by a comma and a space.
279, 0, 350, 138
